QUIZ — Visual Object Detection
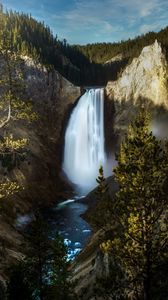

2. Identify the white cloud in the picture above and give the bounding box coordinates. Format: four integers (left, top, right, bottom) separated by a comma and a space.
103, 22, 114, 33
51, 0, 168, 43
140, 24, 159, 34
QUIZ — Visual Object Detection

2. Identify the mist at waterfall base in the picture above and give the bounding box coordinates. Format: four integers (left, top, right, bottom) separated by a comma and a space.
44, 89, 114, 261
63, 88, 113, 195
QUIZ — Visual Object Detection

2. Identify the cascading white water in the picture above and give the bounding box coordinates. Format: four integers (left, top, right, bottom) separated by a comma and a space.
63, 88, 106, 193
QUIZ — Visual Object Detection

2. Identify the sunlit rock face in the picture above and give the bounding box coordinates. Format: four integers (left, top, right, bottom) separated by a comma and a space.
106, 40, 168, 108
105, 40, 168, 139
104, 53, 123, 65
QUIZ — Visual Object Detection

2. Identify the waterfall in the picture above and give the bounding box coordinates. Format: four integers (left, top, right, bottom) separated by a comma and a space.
63, 88, 106, 193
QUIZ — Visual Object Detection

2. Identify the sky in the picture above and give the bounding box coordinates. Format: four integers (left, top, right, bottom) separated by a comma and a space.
2, 0, 168, 45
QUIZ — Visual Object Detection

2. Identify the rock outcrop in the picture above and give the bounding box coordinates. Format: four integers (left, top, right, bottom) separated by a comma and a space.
23, 56, 81, 139
22, 57, 81, 200
105, 40, 168, 138
106, 40, 168, 107
71, 230, 108, 300
0, 56, 81, 283
104, 53, 123, 65
1, 56, 81, 204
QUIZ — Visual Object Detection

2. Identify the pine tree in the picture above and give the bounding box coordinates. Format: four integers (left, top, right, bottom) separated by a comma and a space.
0, 10, 37, 203
46, 233, 73, 300
89, 166, 112, 230
12, 214, 71, 300
23, 213, 51, 300
0, 17, 37, 128
110, 109, 168, 299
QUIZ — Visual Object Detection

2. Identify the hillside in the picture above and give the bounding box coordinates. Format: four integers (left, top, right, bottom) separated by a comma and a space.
1, 5, 168, 87
0, 6, 129, 86
77, 26, 168, 64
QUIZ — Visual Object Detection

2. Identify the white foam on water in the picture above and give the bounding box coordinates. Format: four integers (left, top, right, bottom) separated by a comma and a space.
63, 88, 107, 194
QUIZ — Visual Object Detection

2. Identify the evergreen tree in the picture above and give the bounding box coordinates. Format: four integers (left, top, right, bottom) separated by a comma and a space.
0, 8, 37, 204
0, 15, 37, 128
90, 166, 111, 229
45, 233, 73, 300
94, 110, 168, 299
110, 110, 168, 299
7, 214, 71, 300
1, 3, 168, 85
24, 213, 51, 300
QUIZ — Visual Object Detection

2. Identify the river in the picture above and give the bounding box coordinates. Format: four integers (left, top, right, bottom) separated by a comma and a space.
43, 196, 92, 260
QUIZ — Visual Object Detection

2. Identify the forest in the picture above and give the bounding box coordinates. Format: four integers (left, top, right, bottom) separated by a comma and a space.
1, 4, 168, 86
77, 27, 168, 64
0, 2, 168, 299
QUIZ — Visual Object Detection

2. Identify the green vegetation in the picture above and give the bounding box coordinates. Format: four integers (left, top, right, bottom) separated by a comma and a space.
1, 2, 126, 86
1, 4, 168, 86
6, 214, 74, 300
0, 4, 130, 85
0, 2, 168, 299
0, 5, 37, 206
0, 6, 75, 300
94, 110, 168, 300
0, 4, 89, 85
77, 27, 168, 64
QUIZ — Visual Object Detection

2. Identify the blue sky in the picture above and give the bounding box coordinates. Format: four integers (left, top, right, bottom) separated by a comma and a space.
2, 0, 168, 44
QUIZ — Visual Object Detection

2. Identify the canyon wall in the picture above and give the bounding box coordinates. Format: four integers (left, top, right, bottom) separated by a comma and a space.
1, 56, 81, 205
105, 40, 168, 140
0, 57, 81, 284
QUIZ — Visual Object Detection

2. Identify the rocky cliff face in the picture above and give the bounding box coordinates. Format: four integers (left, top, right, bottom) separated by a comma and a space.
0, 56, 81, 205
23, 56, 81, 139
105, 40, 168, 138
71, 230, 109, 300
0, 56, 81, 284
106, 40, 168, 106
9, 56, 81, 203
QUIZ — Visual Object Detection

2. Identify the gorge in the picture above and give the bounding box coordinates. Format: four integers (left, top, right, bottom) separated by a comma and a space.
46, 88, 108, 261
0, 5, 168, 298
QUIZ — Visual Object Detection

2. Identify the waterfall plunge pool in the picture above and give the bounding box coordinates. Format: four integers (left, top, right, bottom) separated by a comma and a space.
16, 88, 109, 262
53, 87, 108, 259
44, 88, 108, 260
43, 196, 92, 261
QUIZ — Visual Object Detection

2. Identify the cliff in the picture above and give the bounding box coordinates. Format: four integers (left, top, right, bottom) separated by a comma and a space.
2, 56, 81, 204
0, 56, 81, 284
70, 230, 103, 298
105, 40, 168, 138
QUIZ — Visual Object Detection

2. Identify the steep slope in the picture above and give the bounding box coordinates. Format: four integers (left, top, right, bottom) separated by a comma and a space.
105, 40, 168, 137
106, 40, 168, 106
0, 7, 128, 86
0, 55, 81, 204
0, 56, 81, 284
77, 26, 168, 64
